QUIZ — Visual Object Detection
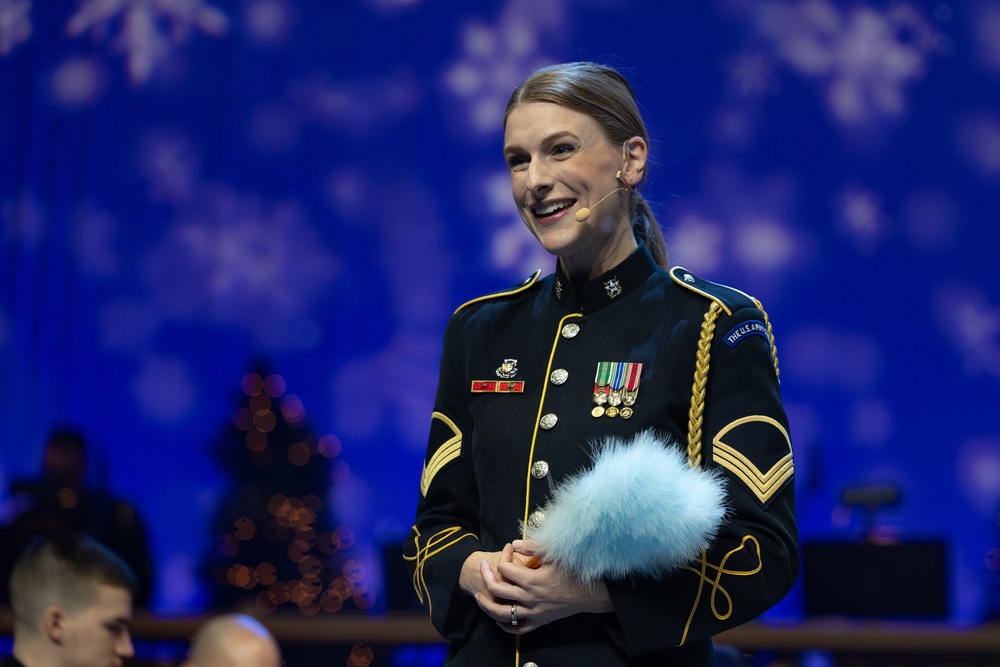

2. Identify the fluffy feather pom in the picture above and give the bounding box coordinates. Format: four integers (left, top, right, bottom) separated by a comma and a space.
523, 429, 727, 583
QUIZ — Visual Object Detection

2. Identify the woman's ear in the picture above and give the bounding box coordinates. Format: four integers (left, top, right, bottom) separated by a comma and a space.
622, 136, 648, 185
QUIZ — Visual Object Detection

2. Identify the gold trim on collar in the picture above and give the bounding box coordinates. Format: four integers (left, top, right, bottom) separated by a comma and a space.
669, 267, 733, 316
454, 270, 541, 313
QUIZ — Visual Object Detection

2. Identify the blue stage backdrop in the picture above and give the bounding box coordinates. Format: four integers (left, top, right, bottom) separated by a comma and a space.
1, 0, 999, 622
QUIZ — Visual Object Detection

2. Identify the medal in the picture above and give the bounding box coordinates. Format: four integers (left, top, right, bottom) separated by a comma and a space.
592, 361, 644, 418
622, 362, 643, 407
592, 362, 612, 415
608, 362, 625, 407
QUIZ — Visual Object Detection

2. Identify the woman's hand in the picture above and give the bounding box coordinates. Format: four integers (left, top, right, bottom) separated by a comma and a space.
473, 541, 613, 634
459, 550, 502, 598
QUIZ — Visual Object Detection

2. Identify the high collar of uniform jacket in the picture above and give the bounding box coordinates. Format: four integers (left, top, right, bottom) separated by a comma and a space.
553, 241, 659, 314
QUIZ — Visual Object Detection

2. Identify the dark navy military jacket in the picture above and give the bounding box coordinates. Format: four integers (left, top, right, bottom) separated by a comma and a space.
405, 244, 798, 667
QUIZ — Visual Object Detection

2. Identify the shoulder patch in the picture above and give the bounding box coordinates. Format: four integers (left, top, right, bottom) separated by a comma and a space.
669, 266, 756, 316
722, 320, 769, 348
454, 269, 542, 314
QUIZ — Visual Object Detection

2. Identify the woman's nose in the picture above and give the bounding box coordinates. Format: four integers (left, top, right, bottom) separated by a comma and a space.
524, 159, 552, 194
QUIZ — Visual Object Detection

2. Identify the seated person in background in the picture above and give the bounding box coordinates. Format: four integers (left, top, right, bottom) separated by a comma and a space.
1, 427, 153, 606
3, 532, 137, 667
180, 613, 282, 667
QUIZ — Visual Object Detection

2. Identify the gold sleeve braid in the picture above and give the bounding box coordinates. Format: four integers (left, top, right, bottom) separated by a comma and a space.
687, 299, 780, 471
686, 301, 721, 470
752, 297, 780, 381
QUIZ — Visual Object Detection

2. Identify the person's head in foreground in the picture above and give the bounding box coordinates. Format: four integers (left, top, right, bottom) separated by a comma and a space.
9, 532, 137, 667
181, 613, 282, 667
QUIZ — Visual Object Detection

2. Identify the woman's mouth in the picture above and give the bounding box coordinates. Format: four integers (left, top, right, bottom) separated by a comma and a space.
531, 200, 575, 223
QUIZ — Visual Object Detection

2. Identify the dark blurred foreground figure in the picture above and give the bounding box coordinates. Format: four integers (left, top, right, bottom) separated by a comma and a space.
179, 613, 282, 667
404, 61, 798, 666
1, 428, 153, 606
2, 532, 137, 667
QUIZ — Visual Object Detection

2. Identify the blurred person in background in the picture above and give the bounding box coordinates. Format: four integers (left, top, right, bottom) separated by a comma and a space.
0, 428, 153, 607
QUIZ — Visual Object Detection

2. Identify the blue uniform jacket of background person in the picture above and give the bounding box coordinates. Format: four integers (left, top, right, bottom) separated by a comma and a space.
405, 242, 799, 667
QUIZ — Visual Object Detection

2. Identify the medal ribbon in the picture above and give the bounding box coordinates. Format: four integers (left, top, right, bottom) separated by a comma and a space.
594, 361, 612, 386
609, 362, 625, 392
624, 362, 643, 391
593, 361, 612, 403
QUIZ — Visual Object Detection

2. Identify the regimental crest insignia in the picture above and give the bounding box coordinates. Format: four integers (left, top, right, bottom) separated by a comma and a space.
496, 358, 518, 379
604, 277, 622, 298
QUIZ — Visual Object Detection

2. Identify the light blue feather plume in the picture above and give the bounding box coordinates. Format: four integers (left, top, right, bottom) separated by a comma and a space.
522, 429, 727, 583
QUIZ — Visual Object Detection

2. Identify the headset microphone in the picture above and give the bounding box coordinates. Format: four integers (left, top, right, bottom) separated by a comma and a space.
575, 168, 629, 223
575, 186, 628, 222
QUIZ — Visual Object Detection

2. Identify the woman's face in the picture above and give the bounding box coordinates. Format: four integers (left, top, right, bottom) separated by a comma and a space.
503, 102, 633, 271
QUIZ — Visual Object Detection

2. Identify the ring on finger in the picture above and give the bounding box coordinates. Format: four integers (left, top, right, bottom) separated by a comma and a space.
510, 603, 519, 626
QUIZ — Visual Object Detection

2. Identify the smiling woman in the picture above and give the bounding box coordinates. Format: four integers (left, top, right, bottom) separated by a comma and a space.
502, 102, 644, 281
502, 63, 668, 283
404, 62, 799, 667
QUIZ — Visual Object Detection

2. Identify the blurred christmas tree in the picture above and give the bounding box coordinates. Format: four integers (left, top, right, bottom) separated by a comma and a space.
203, 368, 375, 615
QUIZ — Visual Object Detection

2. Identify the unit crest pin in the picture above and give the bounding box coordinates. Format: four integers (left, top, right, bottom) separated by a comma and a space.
496, 359, 518, 379
604, 277, 622, 299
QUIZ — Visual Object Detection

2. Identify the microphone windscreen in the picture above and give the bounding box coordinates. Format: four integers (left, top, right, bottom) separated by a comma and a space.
574, 208, 591, 222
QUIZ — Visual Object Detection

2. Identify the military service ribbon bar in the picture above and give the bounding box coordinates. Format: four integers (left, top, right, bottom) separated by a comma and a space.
471, 380, 525, 393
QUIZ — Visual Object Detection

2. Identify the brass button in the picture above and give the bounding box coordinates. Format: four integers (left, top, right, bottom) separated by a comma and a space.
550, 368, 568, 385
539, 413, 558, 430
561, 323, 580, 338
531, 461, 549, 479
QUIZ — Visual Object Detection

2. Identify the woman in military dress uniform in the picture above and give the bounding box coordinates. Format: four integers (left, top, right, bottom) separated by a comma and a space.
404, 62, 798, 667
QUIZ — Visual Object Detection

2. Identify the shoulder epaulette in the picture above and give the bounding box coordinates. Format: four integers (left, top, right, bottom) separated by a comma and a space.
669, 266, 756, 317
454, 270, 542, 314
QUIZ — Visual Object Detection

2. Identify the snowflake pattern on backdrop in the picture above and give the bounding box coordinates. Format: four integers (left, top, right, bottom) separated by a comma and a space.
935, 285, 1000, 378
143, 188, 339, 349
666, 164, 801, 277
66, 0, 228, 83
443, 0, 564, 134
744, 0, 945, 126
0, 0, 31, 55
2, 0, 999, 623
